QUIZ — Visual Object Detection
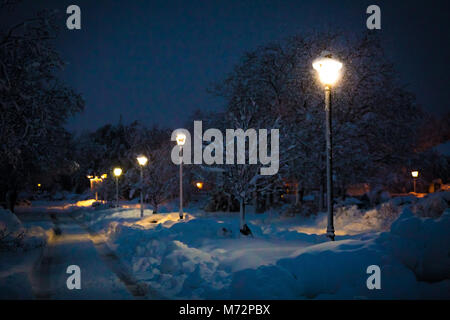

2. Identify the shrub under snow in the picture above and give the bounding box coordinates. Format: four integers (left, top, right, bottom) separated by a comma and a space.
0, 208, 46, 251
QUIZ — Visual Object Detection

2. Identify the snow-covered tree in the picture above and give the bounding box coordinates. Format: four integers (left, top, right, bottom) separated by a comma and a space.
140, 146, 177, 213
211, 30, 425, 210
201, 94, 282, 235
0, 8, 84, 211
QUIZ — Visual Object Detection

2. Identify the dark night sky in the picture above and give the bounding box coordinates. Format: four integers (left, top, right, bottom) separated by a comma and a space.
4, 0, 450, 133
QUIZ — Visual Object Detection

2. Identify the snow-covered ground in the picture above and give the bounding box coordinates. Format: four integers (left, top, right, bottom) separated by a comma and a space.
1, 191, 449, 299
73, 192, 450, 299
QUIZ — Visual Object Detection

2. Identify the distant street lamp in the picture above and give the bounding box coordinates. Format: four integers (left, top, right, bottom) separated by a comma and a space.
313, 51, 343, 241
196, 182, 204, 190
411, 170, 419, 193
113, 167, 123, 208
137, 155, 148, 218
87, 174, 107, 201
176, 133, 186, 219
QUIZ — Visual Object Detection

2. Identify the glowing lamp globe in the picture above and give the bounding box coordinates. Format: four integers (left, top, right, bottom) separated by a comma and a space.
137, 155, 148, 166
411, 171, 419, 178
313, 52, 343, 86
113, 168, 123, 177
176, 133, 186, 146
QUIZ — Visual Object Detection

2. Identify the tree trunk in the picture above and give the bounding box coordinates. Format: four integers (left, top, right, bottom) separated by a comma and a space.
319, 182, 324, 212
239, 198, 245, 230
6, 189, 17, 213
239, 198, 252, 236
299, 183, 304, 206
341, 181, 347, 200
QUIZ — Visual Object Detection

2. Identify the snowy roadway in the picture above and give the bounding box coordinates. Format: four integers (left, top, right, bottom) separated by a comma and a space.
16, 209, 147, 299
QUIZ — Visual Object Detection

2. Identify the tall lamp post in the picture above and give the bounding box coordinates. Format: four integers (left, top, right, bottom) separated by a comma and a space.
137, 155, 148, 218
411, 170, 419, 193
113, 167, 122, 208
176, 133, 186, 219
313, 51, 343, 241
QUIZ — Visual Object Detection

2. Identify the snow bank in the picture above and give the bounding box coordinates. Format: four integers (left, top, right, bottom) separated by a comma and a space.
0, 272, 34, 299
225, 207, 450, 299
77, 195, 449, 299
106, 220, 231, 299
294, 201, 401, 236
0, 208, 47, 250
85, 209, 323, 299
302, 192, 449, 236
412, 191, 450, 218
383, 207, 450, 282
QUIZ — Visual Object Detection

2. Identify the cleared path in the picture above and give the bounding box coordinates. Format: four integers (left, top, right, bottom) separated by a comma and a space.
29, 211, 144, 299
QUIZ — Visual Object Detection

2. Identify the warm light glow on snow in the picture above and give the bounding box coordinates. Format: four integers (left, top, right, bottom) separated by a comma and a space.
134, 212, 194, 228
75, 199, 104, 207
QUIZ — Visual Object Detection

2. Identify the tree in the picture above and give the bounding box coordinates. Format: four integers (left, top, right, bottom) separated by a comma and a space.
211, 30, 425, 210
199, 96, 282, 235
0, 8, 84, 211
141, 146, 177, 213
123, 124, 176, 211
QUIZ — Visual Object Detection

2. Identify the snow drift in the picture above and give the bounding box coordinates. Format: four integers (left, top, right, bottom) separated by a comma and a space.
226, 207, 450, 299
0, 208, 47, 251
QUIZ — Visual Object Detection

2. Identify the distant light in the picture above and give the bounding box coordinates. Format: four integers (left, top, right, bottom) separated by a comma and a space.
196, 182, 203, 189
176, 133, 186, 146
86, 175, 93, 179
411, 171, 419, 178
114, 168, 123, 177
101, 174, 107, 179
37, 183, 41, 187
313, 52, 343, 86
137, 155, 148, 166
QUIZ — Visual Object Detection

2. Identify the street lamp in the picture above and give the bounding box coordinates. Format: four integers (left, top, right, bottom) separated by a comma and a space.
313, 51, 343, 241
411, 170, 419, 193
113, 167, 122, 208
196, 182, 203, 190
176, 133, 186, 219
137, 155, 148, 218
87, 174, 104, 201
